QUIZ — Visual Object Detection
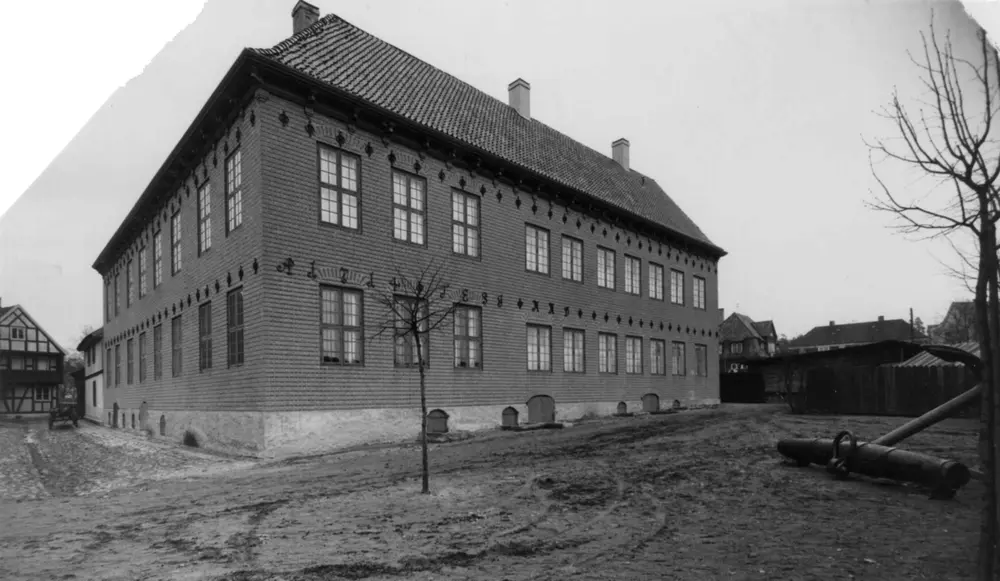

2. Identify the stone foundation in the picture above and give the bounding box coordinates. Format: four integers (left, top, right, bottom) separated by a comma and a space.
99, 396, 721, 459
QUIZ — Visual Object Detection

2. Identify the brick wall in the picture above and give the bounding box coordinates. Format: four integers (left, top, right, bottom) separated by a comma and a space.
256, 93, 721, 413
99, 96, 266, 414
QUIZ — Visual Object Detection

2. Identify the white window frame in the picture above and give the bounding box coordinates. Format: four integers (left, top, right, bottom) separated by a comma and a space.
597, 247, 615, 289
525, 225, 550, 274
649, 262, 664, 300
598, 332, 617, 374
561, 236, 583, 282
563, 328, 585, 372
527, 324, 552, 371
624, 256, 641, 296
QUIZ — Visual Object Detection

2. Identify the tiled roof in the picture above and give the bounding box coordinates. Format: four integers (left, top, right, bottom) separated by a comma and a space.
250, 15, 721, 254
890, 341, 979, 367
789, 318, 925, 348
720, 313, 763, 342
752, 320, 776, 338
0, 306, 10, 318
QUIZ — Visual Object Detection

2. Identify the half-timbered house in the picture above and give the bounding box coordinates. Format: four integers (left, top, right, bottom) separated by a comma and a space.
0, 303, 67, 415
91, 2, 726, 455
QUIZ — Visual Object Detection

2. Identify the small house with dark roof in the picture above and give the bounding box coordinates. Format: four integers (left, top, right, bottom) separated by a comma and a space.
89, 2, 725, 455
787, 315, 926, 354
719, 312, 777, 371
75, 328, 105, 424
0, 302, 67, 415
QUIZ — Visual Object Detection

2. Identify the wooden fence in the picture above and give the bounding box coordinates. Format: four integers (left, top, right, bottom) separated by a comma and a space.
792, 365, 979, 418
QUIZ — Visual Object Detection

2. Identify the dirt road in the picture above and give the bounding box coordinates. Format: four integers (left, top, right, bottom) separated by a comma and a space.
0, 405, 980, 580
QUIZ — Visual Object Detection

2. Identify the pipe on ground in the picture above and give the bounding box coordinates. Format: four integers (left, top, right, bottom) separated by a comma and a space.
777, 436, 972, 499
872, 383, 982, 447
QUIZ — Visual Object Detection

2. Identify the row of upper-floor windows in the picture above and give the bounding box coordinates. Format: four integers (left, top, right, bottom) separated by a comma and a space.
106, 287, 244, 387
0, 355, 60, 371
0, 325, 59, 354
321, 146, 711, 308
526, 225, 707, 308
105, 150, 243, 322
104, 143, 713, 321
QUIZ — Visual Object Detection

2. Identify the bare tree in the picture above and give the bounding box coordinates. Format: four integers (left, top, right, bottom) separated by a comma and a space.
865, 18, 1000, 578
370, 259, 459, 494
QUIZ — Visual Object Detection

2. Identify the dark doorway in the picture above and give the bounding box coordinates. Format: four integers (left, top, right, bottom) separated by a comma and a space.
526, 395, 555, 424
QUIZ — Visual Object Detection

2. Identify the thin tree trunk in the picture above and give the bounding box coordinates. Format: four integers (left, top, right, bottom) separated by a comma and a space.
976, 215, 997, 581
416, 331, 429, 494
987, 221, 1000, 575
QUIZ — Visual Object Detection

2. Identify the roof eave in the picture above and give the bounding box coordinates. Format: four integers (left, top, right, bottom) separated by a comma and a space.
92, 49, 259, 274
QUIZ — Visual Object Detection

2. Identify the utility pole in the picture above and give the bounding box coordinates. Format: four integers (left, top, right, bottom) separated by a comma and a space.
910, 307, 914, 341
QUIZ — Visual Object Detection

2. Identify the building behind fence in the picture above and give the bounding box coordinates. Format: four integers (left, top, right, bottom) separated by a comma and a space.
741, 340, 979, 418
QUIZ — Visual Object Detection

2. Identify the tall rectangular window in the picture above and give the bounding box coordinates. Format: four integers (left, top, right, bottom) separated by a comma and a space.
394, 296, 429, 367
562, 236, 583, 282
226, 149, 244, 232
198, 183, 212, 255
453, 306, 481, 368
695, 344, 708, 376
672, 341, 686, 376
227, 288, 245, 367
670, 269, 684, 305
526, 325, 551, 371
106, 348, 113, 387
320, 287, 363, 365
114, 344, 121, 386
625, 336, 643, 374
153, 228, 163, 287
624, 255, 641, 296
563, 328, 585, 373
598, 333, 617, 374
114, 274, 121, 316
319, 146, 359, 229
525, 225, 549, 274
126, 259, 134, 307
153, 324, 163, 379
693, 276, 707, 310
392, 171, 425, 244
126, 338, 134, 384
139, 332, 147, 382
171, 210, 182, 275
138, 245, 148, 298
650, 339, 666, 375
199, 302, 213, 371
451, 191, 480, 257
649, 263, 664, 300
597, 247, 615, 289
105, 280, 112, 322
171, 316, 183, 377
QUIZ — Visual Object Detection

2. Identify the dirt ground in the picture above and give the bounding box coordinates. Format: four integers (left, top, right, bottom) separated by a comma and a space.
0, 404, 981, 581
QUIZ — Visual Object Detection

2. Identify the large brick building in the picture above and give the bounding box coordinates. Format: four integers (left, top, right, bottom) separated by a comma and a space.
92, 2, 726, 455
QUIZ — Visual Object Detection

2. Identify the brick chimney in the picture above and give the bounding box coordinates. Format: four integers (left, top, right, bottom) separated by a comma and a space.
612, 138, 630, 171
292, 1, 320, 35
878, 315, 885, 322
508, 78, 530, 119
829, 321, 835, 327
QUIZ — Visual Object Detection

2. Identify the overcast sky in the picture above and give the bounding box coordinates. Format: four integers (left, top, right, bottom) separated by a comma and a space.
1, 0, 999, 349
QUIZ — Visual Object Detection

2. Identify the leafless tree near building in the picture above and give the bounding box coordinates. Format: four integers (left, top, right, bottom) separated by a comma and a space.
865, 19, 1000, 578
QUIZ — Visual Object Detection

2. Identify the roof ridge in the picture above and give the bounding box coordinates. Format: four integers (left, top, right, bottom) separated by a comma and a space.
255, 12, 341, 56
